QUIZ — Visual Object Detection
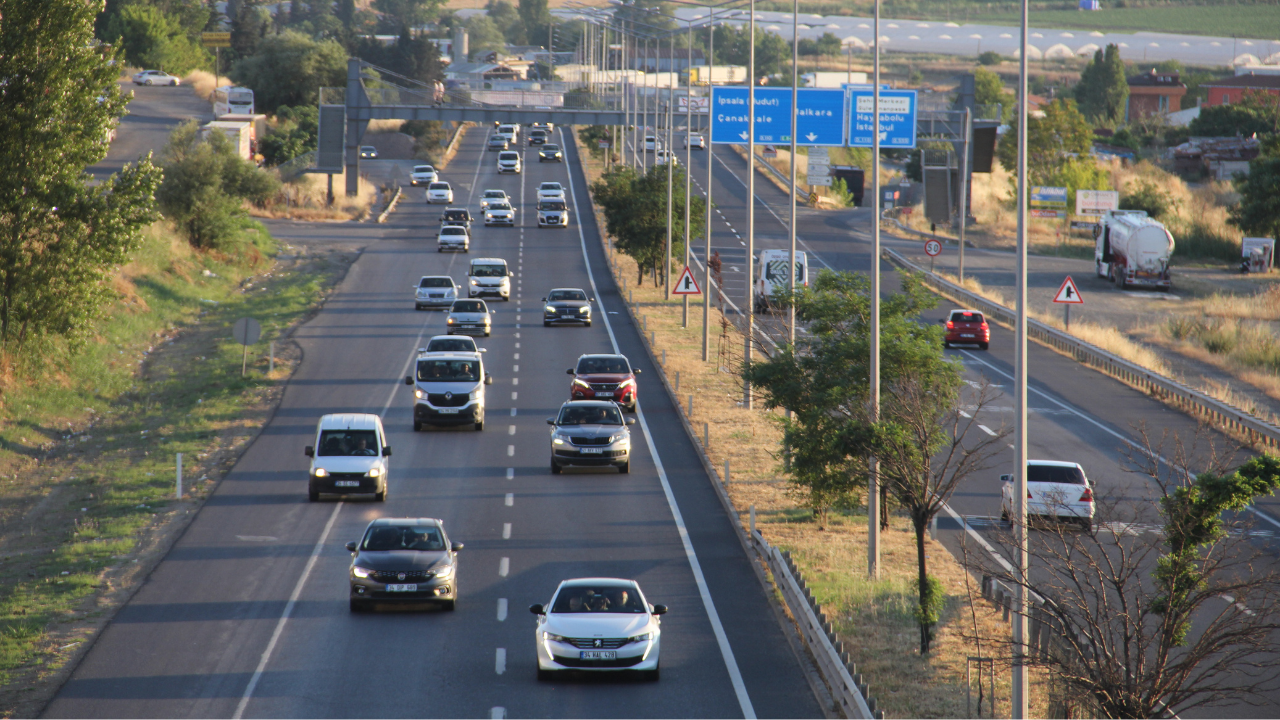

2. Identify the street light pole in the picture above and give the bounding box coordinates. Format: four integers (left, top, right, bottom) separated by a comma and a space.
788, 0, 798, 348
743, 0, 755, 410
868, 0, 881, 581
665, 30, 675, 298
1013, 0, 1030, 712
683, 16, 694, 327
703, 7, 715, 362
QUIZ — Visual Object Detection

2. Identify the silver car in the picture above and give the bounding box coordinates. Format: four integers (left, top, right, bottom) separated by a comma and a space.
479, 189, 509, 209
446, 299, 492, 337
547, 401, 636, 474
485, 201, 515, 226
414, 276, 459, 311
438, 225, 469, 253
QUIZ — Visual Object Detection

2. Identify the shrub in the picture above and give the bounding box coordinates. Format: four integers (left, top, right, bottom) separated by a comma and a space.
977, 51, 1003, 66
1121, 179, 1175, 219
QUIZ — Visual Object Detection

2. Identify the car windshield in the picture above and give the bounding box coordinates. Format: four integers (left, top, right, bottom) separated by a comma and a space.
577, 356, 630, 374
444, 210, 468, 219
471, 264, 507, 278
1028, 465, 1086, 485
484, 191, 505, 199
361, 525, 446, 552
429, 183, 449, 190
441, 227, 466, 235
551, 584, 644, 613
414, 166, 434, 173
426, 337, 475, 352
317, 429, 379, 456
540, 183, 561, 190
499, 126, 514, 132
419, 277, 453, 288
490, 137, 506, 143
543, 145, 560, 151
558, 405, 624, 426
416, 359, 481, 382
361, 146, 375, 151
538, 201, 566, 211
951, 312, 984, 323
548, 290, 587, 302
489, 202, 511, 211
451, 300, 486, 313
498, 152, 518, 161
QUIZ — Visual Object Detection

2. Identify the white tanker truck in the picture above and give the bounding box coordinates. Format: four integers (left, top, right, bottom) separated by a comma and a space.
1094, 210, 1175, 290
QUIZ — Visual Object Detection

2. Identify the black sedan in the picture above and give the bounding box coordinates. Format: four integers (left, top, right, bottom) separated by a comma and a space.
538, 144, 563, 162
346, 518, 463, 611
543, 288, 592, 327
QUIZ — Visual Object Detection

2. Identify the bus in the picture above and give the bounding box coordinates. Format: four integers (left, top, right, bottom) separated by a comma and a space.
213, 86, 254, 118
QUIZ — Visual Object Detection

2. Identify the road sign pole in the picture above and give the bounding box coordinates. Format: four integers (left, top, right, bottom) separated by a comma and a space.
868, 0, 882, 582
959, 107, 971, 283
1065, 303, 1070, 330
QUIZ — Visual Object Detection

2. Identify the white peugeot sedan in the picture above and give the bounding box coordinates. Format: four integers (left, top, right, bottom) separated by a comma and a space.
1001, 460, 1095, 529
426, 181, 454, 204
530, 578, 665, 681
536, 181, 566, 202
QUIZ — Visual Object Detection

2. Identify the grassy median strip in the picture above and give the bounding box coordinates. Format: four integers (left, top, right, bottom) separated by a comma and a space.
0, 220, 352, 713
577, 148, 1048, 717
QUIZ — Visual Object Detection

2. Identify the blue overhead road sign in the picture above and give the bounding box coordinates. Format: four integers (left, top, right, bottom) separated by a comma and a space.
848, 88, 918, 149
710, 88, 846, 146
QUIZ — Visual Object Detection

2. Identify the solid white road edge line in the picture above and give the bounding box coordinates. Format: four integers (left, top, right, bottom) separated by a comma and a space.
563, 129, 757, 720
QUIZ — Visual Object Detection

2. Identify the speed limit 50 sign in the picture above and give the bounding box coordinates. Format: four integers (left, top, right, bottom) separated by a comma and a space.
924, 240, 942, 257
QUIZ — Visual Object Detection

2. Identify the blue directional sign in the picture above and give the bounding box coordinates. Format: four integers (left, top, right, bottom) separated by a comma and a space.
710, 87, 846, 146
847, 88, 918, 149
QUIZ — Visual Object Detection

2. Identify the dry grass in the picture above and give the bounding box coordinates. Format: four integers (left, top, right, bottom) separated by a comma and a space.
367, 119, 407, 133
579, 147, 1046, 717
182, 70, 233, 102
252, 172, 379, 221
1199, 285, 1280, 322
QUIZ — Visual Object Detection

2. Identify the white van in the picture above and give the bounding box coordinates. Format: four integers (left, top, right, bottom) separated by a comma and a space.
468, 257, 513, 300
753, 249, 808, 314
304, 414, 391, 502
497, 150, 522, 174
405, 351, 493, 431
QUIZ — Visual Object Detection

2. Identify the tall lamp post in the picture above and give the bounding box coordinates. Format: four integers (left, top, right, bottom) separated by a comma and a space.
868, 0, 882, 581
1013, 0, 1030, 712
743, 0, 755, 410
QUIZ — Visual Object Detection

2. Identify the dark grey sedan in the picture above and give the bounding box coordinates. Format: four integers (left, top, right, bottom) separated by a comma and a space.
346, 518, 463, 611
543, 288, 592, 327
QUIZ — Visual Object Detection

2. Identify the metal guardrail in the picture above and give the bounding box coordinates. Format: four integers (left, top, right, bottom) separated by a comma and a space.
883, 247, 1280, 451
750, 530, 883, 720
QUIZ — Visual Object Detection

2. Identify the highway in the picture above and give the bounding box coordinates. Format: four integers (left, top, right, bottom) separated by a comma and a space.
44, 126, 823, 718
90, 81, 211, 181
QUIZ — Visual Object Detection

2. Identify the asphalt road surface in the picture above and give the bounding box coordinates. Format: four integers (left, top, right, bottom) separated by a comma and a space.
45, 127, 823, 719
90, 81, 212, 181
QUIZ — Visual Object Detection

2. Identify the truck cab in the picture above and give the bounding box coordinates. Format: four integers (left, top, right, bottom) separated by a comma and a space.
753, 250, 808, 314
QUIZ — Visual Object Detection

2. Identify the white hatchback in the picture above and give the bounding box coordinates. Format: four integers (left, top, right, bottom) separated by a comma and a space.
426, 182, 454, 204
437, 225, 469, 252
410, 165, 438, 186
479, 189, 509, 209
531, 578, 665, 680
537, 182, 566, 202
1001, 460, 1095, 529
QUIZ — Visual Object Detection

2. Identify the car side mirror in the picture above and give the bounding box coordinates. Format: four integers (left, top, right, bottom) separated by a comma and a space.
566, 368, 575, 375
937, 318, 945, 323
529, 604, 545, 615
304, 446, 314, 457
478, 348, 487, 353
652, 604, 668, 615
382, 446, 392, 457
547, 417, 556, 425
1001, 474, 1013, 483
633, 368, 642, 374
590, 298, 595, 302
485, 374, 493, 385
542, 297, 546, 301
405, 375, 414, 385
345, 541, 358, 552
509, 271, 516, 276
626, 417, 636, 425
451, 542, 464, 551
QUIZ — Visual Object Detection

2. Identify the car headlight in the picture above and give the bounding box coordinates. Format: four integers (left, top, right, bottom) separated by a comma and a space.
432, 563, 454, 579
447, 318, 455, 324
552, 434, 568, 445
414, 388, 424, 399
367, 467, 382, 478
627, 632, 651, 644
610, 433, 628, 444
545, 306, 557, 313
617, 378, 636, 389
542, 632, 567, 643
312, 468, 328, 477
469, 388, 479, 400
352, 565, 374, 578
573, 378, 591, 389
469, 279, 479, 285
579, 306, 591, 314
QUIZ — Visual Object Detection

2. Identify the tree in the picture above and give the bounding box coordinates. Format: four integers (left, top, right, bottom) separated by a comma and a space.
259, 105, 318, 167
0, 0, 162, 348
230, 0, 269, 58
977, 51, 1003, 66
1230, 153, 1280, 242
465, 15, 506, 58
590, 163, 707, 286
973, 432, 1280, 718
518, 0, 552, 46
1075, 43, 1129, 124
997, 98, 1096, 180
712, 24, 790, 82
1190, 89, 1280, 137
156, 121, 279, 250
373, 0, 445, 30
104, 4, 211, 75
1121, 178, 1176, 220
973, 67, 1014, 122
486, 0, 526, 46
232, 30, 348, 113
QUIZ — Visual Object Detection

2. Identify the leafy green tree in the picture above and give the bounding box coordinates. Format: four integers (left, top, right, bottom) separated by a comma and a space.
997, 98, 1095, 181
1074, 43, 1128, 124
1121, 178, 1175, 220
1230, 154, 1280, 243
157, 121, 279, 250
373, 0, 445, 30
590, 163, 707, 286
259, 105, 318, 167
712, 24, 790, 82
104, 4, 211, 74
977, 50, 1003, 66
485, 0, 526, 46
230, 0, 269, 58
465, 15, 506, 58
1190, 89, 1280, 137
517, 0, 552, 46
973, 67, 1014, 122
0, 0, 162, 348
232, 30, 347, 113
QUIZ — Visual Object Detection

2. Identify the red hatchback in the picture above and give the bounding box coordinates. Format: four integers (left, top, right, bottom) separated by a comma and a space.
568, 354, 641, 412
943, 309, 990, 350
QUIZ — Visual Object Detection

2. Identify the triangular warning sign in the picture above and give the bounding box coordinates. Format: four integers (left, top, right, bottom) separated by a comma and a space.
672, 266, 702, 296
1053, 275, 1084, 304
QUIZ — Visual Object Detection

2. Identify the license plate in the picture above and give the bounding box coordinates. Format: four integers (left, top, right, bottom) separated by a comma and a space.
438, 408, 459, 414
595, 392, 613, 398
961, 334, 975, 338
581, 448, 603, 454
580, 650, 616, 660
386, 584, 417, 592
462, 324, 476, 328
334, 480, 360, 487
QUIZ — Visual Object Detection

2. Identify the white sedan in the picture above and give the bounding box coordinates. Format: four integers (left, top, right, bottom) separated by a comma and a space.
426, 182, 454, 204
479, 189, 509, 209
1001, 460, 1095, 529
536, 181, 566, 202
685, 134, 706, 149
655, 150, 678, 165
530, 578, 664, 681
484, 201, 516, 226
410, 165, 438, 186
132, 70, 180, 86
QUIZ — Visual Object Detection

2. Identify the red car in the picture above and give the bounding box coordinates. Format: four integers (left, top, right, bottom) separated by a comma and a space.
943, 309, 989, 350
567, 354, 640, 412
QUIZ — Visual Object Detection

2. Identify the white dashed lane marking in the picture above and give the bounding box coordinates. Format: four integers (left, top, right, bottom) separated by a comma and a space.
495, 648, 506, 675
506, 467, 514, 479
497, 598, 508, 620
508, 425, 516, 435
502, 523, 511, 539
505, 493, 514, 506
507, 445, 515, 457
499, 557, 509, 577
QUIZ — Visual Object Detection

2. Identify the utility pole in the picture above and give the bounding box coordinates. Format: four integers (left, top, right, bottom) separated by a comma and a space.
1013, 0, 1031, 712
958, 107, 971, 282
868, 0, 882, 581
665, 30, 675, 298
744, 0, 755, 410
788, 0, 798, 348
702, 7, 715, 362
683, 16, 694, 328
